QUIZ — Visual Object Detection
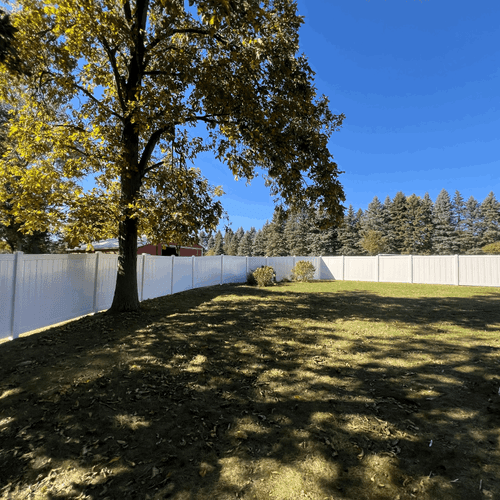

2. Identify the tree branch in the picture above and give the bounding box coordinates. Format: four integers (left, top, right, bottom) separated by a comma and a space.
98, 35, 127, 113
138, 126, 170, 177
72, 81, 124, 122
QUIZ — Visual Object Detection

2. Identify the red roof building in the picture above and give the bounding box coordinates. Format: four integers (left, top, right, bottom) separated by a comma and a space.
68, 238, 203, 256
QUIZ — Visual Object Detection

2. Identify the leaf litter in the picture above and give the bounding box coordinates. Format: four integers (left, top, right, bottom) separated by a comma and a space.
0, 281, 499, 499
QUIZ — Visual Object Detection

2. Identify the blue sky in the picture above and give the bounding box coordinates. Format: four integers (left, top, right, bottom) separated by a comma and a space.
196, 0, 500, 232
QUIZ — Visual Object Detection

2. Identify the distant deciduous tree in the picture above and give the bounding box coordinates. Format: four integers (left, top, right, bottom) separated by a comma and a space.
360, 230, 387, 256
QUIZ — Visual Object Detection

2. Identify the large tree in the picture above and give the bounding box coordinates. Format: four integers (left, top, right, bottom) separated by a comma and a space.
1, 0, 345, 312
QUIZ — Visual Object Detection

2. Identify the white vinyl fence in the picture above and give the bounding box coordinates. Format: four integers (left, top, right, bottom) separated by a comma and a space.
1, 253, 499, 341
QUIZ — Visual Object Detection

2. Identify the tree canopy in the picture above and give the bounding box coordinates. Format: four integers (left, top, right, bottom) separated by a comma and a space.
0, 0, 345, 311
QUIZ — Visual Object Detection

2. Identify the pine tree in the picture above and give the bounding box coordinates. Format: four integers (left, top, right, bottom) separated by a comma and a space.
266, 208, 288, 256
223, 228, 234, 255
237, 230, 253, 256
337, 205, 361, 255
461, 196, 481, 253
284, 209, 310, 256
227, 226, 243, 255
354, 208, 367, 254
308, 208, 339, 256
212, 231, 224, 256
252, 223, 269, 256
205, 234, 215, 254
361, 196, 386, 233
402, 194, 423, 254
479, 192, 500, 247
418, 193, 434, 254
432, 189, 456, 254
452, 190, 466, 254
386, 192, 407, 254
198, 230, 209, 251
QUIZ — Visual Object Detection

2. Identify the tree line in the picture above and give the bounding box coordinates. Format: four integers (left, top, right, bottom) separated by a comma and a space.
202, 189, 500, 256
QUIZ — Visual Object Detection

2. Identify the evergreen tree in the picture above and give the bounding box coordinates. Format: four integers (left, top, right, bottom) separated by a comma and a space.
198, 230, 209, 251
212, 231, 224, 256
361, 196, 387, 234
266, 208, 288, 256
337, 205, 361, 255
223, 228, 234, 255
402, 194, 423, 254
432, 189, 456, 254
386, 192, 407, 254
417, 193, 435, 254
226, 226, 243, 255
284, 209, 310, 256
451, 190, 466, 254
354, 208, 367, 254
479, 192, 500, 247
252, 222, 270, 256
237, 230, 253, 256
205, 234, 215, 254
308, 208, 339, 256
461, 196, 482, 253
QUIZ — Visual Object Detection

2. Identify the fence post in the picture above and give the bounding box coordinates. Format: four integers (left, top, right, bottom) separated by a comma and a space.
170, 255, 174, 294
377, 254, 380, 282
409, 255, 413, 284
454, 254, 459, 286
342, 255, 345, 281
92, 252, 101, 313
220, 254, 224, 285
140, 253, 147, 301
9, 251, 24, 340
192, 255, 195, 289
246, 256, 248, 278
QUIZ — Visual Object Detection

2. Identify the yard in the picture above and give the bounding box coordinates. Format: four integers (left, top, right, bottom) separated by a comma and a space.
0, 281, 499, 500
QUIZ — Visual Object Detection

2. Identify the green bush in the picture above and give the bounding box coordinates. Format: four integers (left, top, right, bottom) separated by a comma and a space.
291, 260, 316, 282
252, 266, 276, 287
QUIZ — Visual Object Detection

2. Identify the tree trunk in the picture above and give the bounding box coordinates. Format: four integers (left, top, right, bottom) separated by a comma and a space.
108, 134, 142, 313
109, 213, 140, 312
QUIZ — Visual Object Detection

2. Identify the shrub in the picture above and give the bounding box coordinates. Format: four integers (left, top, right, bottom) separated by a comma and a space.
252, 266, 276, 287
246, 271, 257, 286
291, 260, 316, 282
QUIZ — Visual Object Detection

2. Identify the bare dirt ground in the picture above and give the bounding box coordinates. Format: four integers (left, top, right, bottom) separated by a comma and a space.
0, 281, 499, 500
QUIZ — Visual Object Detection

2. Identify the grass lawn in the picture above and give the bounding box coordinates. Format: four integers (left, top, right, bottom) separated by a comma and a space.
1, 281, 499, 499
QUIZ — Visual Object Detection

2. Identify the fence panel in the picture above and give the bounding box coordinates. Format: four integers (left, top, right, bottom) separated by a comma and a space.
320, 256, 343, 280
247, 257, 267, 273
15, 254, 96, 336
142, 255, 173, 300
379, 255, 411, 283
94, 254, 118, 311
413, 256, 455, 285
459, 255, 500, 287
194, 255, 222, 288
222, 256, 247, 284
267, 257, 295, 282
0, 255, 16, 338
294, 256, 321, 280
344, 256, 377, 282
172, 257, 193, 294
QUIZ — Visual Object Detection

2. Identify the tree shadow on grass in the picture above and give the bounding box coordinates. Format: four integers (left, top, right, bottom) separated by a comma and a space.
0, 283, 499, 499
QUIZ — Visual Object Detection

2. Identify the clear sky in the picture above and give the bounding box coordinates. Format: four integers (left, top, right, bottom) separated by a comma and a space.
195, 0, 500, 232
